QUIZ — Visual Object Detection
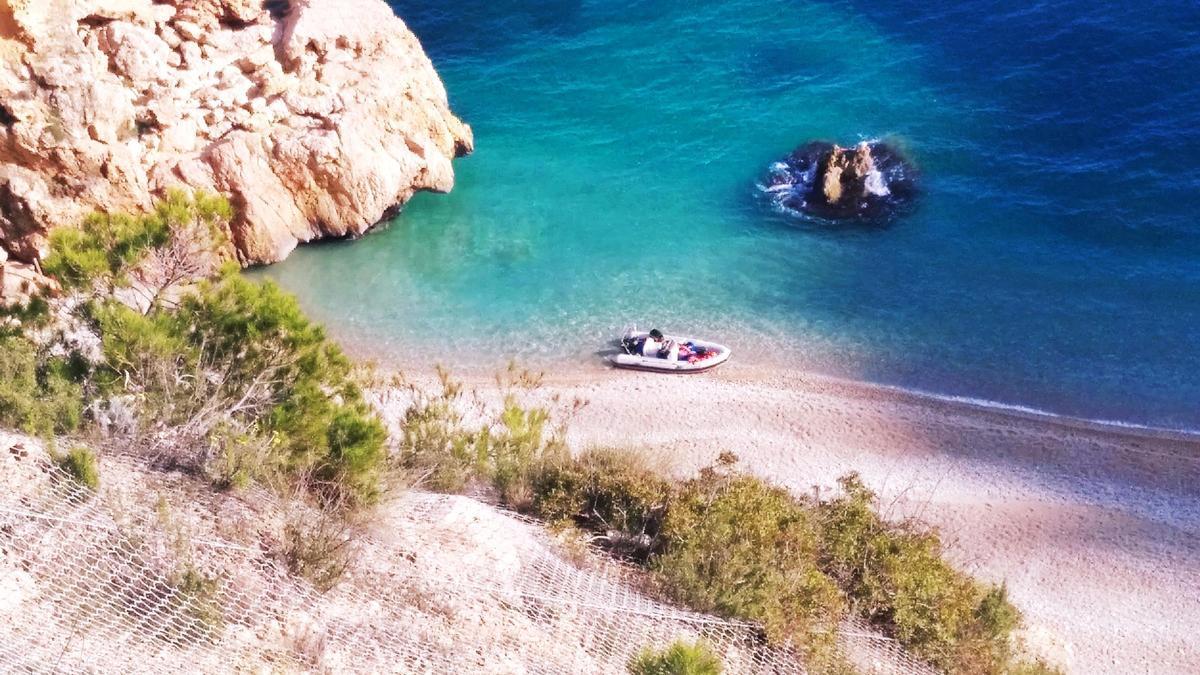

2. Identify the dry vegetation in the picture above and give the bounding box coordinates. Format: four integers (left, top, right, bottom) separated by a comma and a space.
629, 640, 724, 675
393, 372, 1058, 674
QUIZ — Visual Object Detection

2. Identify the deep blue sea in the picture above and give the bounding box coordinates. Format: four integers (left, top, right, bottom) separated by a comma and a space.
257, 0, 1200, 430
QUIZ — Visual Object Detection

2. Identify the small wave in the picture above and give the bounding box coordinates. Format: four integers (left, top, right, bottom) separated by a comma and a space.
863, 169, 890, 197
759, 182, 792, 194
868, 381, 1200, 439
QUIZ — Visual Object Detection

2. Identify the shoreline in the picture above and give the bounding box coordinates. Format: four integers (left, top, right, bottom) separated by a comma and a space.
365, 352, 1200, 446
810, 369, 1200, 445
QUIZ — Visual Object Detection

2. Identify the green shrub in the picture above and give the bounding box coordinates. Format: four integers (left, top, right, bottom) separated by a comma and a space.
186, 272, 386, 505
523, 449, 1028, 669
280, 510, 357, 592
206, 423, 279, 491
92, 267, 386, 506
398, 371, 485, 492
0, 335, 42, 428
1007, 658, 1065, 675
531, 448, 672, 559
106, 557, 223, 643
42, 188, 230, 293
317, 405, 388, 500
0, 335, 84, 436
174, 566, 224, 640
817, 473, 1020, 672
654, 474, 842, 651
485, 396, 567, 508
91, 300, 190, 397
55, 446, 99, 491
397, 376, 567, 504
0, 293, 51, 335
38, 195, 386, 505
629, 640, 722, 675
42, 209, 168, 291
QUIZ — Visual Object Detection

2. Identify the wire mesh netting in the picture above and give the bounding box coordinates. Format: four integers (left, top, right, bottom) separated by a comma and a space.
0, 437, 936, 674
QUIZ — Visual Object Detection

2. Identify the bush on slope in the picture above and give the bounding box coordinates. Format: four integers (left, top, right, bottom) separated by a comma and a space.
26, 193, 387, 507
402, 394, 1048, 674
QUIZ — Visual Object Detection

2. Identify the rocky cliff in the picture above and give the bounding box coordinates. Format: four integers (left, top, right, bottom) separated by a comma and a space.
0, 0, 472, 270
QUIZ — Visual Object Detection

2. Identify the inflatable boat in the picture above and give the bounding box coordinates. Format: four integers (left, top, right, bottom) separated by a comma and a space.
610, 327, 731, 373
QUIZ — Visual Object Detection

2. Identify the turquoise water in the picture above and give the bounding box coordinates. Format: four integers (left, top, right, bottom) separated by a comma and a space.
257, 0, 1200, 430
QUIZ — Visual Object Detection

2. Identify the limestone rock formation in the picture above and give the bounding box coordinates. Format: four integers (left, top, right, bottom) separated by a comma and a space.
761, 140, 917, 223
817, 142, 875, 206
0, 0, 473, 269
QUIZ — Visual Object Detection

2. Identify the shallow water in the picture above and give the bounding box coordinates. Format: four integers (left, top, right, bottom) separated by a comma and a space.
255, 0, 1200, 429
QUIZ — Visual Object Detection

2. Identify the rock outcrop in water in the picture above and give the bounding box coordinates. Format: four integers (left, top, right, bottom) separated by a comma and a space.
762, 140, 916, 222
0, 0, 472, 275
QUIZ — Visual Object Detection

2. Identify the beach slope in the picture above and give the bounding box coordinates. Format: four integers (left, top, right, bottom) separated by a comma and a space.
380, 364, 1200, 673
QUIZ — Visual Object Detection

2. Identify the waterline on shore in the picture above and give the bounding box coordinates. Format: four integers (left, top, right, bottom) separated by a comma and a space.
865, 381, 1200, 442
350, 338, 1200, 442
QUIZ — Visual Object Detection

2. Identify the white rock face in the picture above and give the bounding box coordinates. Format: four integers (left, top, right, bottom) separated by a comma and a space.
0, 0, 472, 265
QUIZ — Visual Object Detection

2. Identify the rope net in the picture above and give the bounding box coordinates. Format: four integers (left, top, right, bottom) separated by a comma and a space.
0, 436, 935, 674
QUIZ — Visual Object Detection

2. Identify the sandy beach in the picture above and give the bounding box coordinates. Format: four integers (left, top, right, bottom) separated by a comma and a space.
377, 359, 1200, 674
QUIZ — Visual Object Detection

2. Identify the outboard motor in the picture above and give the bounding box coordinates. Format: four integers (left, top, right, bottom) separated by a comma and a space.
619, 325, 640, 354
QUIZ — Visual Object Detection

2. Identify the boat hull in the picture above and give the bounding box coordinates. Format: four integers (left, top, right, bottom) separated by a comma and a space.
610, 331, 731, 373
